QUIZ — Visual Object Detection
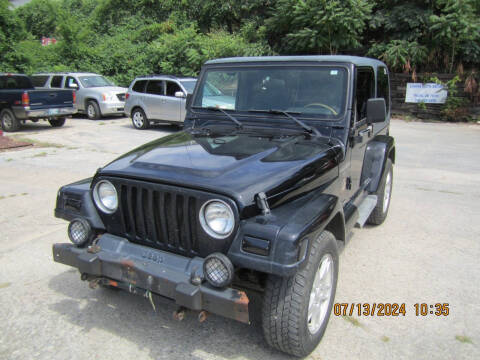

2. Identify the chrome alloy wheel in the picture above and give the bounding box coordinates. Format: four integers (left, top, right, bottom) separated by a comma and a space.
132, 111, 144, 128
307, 254, 334, 334
87, 104, 96, 118
383, 171, 392, 213
2, 112, 13, 129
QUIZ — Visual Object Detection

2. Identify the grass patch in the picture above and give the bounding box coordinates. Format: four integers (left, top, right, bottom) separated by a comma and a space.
32, 152, 48, 158
5, 158, 13, 162
381, 335, 390, 342
0, 282, 11, 289
98, 122, 106, 125
12, 136, 65, 149
455, 335, 473, 344
342, 315, 362, 327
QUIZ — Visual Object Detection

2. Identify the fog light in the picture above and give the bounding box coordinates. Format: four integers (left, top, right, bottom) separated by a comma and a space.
68, 218, 92, 246
203, 253, 234, 288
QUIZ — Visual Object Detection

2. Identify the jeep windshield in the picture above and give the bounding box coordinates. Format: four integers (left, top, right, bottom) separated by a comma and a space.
79, 76, 114, 88
192, 66, 347, 119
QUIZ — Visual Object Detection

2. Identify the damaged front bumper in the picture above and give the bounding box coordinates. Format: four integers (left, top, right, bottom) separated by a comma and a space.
52, 234, 249, 323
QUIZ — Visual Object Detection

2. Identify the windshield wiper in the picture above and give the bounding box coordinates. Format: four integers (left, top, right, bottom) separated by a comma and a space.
192, 106, 243, 129
248, 109, 320, 136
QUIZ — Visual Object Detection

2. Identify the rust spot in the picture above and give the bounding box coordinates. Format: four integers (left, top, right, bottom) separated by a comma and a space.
120, 259, 137, 284
87, 245, 101, 254
233, 290, 250, 324
120, 259, 135, 268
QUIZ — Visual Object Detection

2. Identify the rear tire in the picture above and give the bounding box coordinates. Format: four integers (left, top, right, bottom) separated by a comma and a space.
86, 101, 101, 120
367, 159, 393, 225
131, 108, 149, 130
49, 118, 66, 127
0, 109, 20, 132
262, 231, 338, 357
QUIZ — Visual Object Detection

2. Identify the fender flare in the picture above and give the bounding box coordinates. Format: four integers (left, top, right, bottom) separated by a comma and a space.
228, 189, 343, 276
361, 135, 395, 193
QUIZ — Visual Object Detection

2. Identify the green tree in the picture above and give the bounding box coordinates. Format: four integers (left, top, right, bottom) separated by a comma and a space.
15, 0, 58, 38
0, 0, 26, 71
430, 0, 480, 72
266, 0, 371, 54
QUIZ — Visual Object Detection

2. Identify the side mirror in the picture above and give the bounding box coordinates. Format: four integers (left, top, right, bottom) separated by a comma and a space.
366, 98, 386, 123
186, 93, 193, 109
175, 91, 186, 98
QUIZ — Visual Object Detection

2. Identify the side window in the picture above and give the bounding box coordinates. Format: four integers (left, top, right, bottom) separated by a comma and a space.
166, 81, 182, 97
355, 67, 375, 120
51, 76, 63, 88
377, 66, 390, 113
146, 80, 164, 95
65, 76, 79, 89
31, 76, 49, 87
132, 80, 147, 93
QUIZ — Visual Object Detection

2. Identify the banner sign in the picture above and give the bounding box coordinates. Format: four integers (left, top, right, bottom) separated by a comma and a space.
405, 83, 447, 104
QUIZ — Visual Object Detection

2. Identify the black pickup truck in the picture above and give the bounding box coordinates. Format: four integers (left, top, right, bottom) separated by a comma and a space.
52, 56, 395, 357
0, 73, 77, 132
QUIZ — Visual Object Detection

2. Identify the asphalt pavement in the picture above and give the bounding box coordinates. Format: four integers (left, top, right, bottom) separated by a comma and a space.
0, 117, 479, 360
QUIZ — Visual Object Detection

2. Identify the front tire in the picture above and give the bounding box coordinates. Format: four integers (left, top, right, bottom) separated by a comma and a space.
262, 231, 339, 357
1, 109, 20, 132
131, 108, 149, 130
49, 117, 66, 127
367, 159, 393, 225
86, 101, 101, 120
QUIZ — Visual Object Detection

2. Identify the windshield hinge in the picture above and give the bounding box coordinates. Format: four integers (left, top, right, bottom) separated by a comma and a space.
256, 192, 270, 215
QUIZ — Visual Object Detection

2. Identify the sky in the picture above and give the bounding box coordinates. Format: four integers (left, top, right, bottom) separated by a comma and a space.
10, 0, 32, 8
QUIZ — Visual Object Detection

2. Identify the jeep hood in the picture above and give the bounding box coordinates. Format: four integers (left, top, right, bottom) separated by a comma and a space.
98, 129, 343, 213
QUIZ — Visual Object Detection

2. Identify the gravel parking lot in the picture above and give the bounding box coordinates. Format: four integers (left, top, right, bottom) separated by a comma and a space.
0, 117, 479, 360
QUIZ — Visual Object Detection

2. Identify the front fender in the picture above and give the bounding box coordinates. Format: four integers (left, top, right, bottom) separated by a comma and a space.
55, 178, 105, 230
361, 135, 395, 193
228, 188, 341, 276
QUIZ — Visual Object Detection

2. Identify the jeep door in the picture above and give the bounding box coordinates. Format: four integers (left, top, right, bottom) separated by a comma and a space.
161, 81, 184, 122
144, 80, 165, 119
349, 67, 376, 192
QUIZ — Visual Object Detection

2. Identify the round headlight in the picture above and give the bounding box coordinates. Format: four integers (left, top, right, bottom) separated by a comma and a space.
93, 180, 118, 214
203, 253, 234, 288
199, 200, 235, 239
68, 218, 92, 246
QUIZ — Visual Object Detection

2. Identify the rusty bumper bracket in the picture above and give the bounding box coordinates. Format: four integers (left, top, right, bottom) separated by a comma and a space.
53, 234, 249, 324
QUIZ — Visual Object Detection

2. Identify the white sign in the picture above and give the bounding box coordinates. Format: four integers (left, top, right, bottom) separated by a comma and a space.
405, 83, 448, 104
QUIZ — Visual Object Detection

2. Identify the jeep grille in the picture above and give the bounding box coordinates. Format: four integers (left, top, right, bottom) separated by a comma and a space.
95, 177, 238, 257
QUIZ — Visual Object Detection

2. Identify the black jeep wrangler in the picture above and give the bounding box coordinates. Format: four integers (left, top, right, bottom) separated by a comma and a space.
53, 56, 394, 357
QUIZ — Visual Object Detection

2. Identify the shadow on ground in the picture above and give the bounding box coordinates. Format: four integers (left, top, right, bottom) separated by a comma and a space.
48, 270, 291, 360
120, 122, 182, 133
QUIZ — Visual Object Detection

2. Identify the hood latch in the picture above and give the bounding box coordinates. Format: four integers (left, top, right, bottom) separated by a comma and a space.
256, 192, 271, 215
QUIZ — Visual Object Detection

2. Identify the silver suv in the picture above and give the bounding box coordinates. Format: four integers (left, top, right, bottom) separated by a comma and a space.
125, 75, 196, 129
31, 72, 127, 120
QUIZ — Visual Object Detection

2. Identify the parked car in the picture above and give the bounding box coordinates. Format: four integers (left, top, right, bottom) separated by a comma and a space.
0, 73, 76, 132
31, 72, 127, 120
125, 75, 196, 129
52, 56, 394, 357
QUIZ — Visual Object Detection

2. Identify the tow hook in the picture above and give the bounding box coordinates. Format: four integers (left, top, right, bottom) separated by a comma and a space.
198, 310, 208, 323
173, 307, 187, 321
88, 278, 100, 289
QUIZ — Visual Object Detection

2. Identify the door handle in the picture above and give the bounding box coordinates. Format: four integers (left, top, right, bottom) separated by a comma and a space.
359, 125, 373, 137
